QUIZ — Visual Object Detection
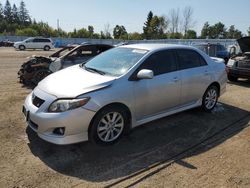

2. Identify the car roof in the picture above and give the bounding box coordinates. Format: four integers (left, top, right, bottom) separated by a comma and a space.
120, 43, 195, 51
193, 43, 223, 46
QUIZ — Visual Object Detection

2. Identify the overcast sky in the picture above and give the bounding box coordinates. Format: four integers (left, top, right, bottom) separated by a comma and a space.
4, 0, 250, 35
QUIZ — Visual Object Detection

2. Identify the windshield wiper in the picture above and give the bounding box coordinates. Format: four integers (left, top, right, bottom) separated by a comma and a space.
83, 65, 106, 75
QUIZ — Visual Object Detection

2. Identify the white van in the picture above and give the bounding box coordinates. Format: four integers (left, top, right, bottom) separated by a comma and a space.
14, 37, 54, 51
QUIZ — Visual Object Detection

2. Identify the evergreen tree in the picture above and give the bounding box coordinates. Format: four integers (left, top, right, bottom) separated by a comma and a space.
113, 25, 127, 39
88, 25, 94, 38
12, 4, 19, 23
0, 2, 4, 21
143, 11, 153, 39
4, 0, 12, 22
200, 22, 210, 39
226, 25, 242, 39
18, 0, 30, 25
150, 16, 160, 39
210, 22, 227, 39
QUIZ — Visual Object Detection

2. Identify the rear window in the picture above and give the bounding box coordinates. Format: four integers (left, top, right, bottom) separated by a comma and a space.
176, 49, 207, 70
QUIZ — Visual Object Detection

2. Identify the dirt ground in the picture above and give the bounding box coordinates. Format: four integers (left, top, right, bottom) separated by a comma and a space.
0, 47, 249, 188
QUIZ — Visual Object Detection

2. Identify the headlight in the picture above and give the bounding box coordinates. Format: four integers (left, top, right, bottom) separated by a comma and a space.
48, 98, 90, 112
227, 59, 235, 67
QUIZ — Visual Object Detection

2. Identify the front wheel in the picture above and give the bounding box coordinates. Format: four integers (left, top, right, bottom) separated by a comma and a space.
19, 45, 25, 51
89, 106, 128, 145
202, 85, 219, 112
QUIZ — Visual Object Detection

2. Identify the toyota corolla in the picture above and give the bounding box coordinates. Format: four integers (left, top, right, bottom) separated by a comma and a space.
23, 44, 227, 145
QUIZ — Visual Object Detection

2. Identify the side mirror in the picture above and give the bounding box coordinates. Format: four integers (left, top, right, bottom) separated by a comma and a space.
137, 69, 154, 80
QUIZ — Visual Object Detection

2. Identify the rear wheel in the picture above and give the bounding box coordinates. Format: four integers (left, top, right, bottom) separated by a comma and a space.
228, 75, 238, 82
19, 45, 25, 51
202, 85, 219, 112
89, 106, 128, 145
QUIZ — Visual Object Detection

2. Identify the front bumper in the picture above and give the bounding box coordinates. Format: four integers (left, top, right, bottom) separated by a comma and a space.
23, 88, 96, 145
227, 67, 250, 79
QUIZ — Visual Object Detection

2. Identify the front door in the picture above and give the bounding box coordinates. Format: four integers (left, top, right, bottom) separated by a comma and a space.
132, 50, 181, 121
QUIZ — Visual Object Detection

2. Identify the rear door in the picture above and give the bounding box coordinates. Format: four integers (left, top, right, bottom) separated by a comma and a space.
132, 50, 181, 120
176, 49, 212, 106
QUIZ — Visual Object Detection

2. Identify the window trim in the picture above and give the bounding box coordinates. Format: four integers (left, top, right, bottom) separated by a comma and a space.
176, 49, 207, 71
129, 49, 178, 81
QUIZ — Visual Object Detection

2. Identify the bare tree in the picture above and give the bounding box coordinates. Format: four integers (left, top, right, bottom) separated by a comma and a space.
103, 23, 112, 38
182, 6, 195, 36
169, 8, 180, 34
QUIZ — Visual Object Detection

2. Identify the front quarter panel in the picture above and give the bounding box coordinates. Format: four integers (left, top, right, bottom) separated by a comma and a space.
80, 78, 134, 116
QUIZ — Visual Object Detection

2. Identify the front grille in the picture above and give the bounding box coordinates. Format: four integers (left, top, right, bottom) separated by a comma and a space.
32, 95, 45, 108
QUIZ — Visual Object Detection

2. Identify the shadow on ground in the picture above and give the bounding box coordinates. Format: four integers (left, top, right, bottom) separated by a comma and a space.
228, 79, 250, 88
26, 102, 250, 183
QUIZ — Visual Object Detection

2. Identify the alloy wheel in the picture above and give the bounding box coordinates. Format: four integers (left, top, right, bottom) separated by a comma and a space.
97, 112, 124, 142
205, 88, 217, 110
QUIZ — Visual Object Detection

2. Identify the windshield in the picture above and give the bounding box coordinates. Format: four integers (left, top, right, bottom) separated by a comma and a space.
83, 47, 148, 76
24, 38, 33, 42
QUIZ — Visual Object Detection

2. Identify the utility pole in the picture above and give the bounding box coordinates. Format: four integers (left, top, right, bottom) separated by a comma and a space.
57, 19, 60, 31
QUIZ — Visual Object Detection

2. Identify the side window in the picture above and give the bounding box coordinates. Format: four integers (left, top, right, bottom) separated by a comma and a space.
43, 39, 51, 43
140, 50, 177, 76
33, 38, 39, 43
177, 49, 207, 70
79, 46, 97, 56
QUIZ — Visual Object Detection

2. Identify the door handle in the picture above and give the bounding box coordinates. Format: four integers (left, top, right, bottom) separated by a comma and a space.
172, 77, 179, 82
204, 70, 210, 75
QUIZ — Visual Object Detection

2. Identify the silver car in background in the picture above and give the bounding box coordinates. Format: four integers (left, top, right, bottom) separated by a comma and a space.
23, 44, 227, 145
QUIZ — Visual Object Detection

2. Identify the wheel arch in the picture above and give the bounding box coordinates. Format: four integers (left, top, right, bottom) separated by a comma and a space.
19, 44, 26, 50
207, 82, 221, 96
88, 102, 132, 133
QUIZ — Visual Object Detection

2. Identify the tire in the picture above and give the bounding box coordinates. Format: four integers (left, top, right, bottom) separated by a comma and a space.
44, 46, 50, 51
19, 45, 25, 51
202, 85, 219, 112
89, 106, 129, 145
228, 75, 238, 82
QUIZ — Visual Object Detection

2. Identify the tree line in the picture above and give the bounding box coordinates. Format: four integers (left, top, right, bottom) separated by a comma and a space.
0, 0, 249, 39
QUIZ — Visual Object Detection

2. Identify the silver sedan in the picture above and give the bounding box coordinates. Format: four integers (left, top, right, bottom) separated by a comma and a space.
23, 44, 227, 145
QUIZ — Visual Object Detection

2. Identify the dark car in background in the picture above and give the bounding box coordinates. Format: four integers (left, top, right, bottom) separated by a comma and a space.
18, 44, 113, 86
226, 37, 250, 81
193, 43, 230, 63
0, 40, 14, 47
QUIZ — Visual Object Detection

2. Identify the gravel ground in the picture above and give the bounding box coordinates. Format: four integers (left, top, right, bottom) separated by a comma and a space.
0, 47, 249, 188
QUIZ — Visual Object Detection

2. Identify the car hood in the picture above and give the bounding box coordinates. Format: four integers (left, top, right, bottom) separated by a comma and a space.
14, 41, 22, 45
237, 37, 250, 53
37, 65, 116, 98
